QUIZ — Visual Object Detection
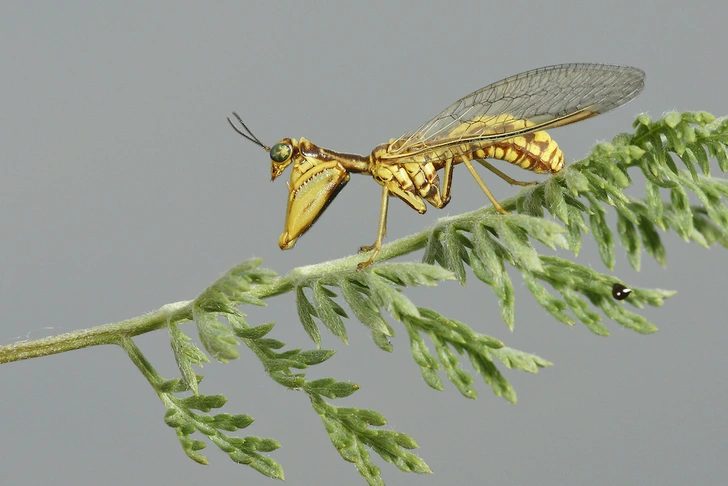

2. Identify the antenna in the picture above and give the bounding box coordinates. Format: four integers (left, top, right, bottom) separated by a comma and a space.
227, 112, 270, 151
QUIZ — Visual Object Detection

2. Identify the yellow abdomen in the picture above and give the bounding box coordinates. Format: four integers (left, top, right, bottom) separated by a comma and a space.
472, 131, 564, 174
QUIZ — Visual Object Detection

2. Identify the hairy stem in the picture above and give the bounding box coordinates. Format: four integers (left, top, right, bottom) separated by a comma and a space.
0, 301, 191, 364
0, 201, 501, 365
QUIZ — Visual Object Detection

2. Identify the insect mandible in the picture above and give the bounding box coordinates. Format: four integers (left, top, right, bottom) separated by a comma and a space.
229, 63, 645, 269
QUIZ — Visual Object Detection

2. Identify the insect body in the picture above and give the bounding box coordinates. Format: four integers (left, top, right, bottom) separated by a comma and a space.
229, 63, 645, 268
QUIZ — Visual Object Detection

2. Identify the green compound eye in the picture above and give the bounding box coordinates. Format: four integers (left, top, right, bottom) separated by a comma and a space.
270, 143, 292, 163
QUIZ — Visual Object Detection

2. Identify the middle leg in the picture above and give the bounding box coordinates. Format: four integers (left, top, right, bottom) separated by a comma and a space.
358, 185, 390, 269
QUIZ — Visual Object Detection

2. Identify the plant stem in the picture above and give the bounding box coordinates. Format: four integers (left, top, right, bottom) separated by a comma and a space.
0, 202, 500, 366
0, 301, 192, 364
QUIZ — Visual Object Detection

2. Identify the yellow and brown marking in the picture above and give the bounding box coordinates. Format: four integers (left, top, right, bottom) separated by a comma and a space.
443, 114, 564, 173
473, 131, 564, 174
367, 114, 565, 214
229, 64, 645, 268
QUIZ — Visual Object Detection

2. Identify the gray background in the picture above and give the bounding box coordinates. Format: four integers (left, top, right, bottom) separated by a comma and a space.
1, 2, 726, 485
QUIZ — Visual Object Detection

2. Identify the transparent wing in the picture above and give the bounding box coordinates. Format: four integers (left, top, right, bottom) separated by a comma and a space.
384, 63, 645, 160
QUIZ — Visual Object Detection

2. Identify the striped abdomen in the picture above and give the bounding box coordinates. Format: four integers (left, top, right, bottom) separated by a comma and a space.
469, 131, 564, 174
387, 114, 566, 175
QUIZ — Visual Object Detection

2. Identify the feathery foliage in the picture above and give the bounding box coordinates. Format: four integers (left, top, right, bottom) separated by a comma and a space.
1, 111, 727, 484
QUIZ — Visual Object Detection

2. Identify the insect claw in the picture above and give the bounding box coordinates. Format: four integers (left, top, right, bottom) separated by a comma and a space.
356, 256, 376, 271
356, 242, 381, 269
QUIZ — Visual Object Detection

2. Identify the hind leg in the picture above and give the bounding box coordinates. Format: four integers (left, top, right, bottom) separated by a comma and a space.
474, 158, 538, 187
461, 156, 509, 214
